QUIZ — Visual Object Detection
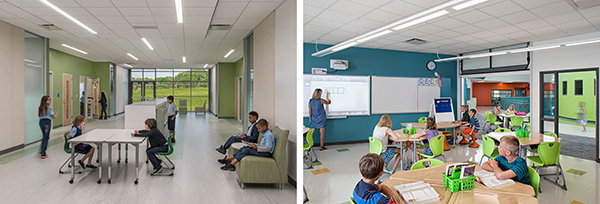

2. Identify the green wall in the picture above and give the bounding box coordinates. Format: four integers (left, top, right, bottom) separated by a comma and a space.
217, 58, 244, 118
49, 48, 110, 125
558, 71, 596, 121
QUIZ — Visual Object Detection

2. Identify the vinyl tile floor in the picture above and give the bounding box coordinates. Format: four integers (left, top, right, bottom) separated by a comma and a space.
0, 113, 295, 204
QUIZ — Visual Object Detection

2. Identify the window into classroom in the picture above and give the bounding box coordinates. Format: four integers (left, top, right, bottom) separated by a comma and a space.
562, 81, 567, 95
575, 80, 583, 95
491, 90, 512, 104
544, 90, 554, 98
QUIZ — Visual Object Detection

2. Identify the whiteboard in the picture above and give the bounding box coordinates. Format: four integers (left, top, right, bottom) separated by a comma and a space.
372, 76, 440, 114
303, 75, 370, 117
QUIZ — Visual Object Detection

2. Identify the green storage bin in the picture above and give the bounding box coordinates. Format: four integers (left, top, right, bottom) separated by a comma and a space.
515, 129, 530, 138
442, 173, 475, 193
402, 127, 417, 135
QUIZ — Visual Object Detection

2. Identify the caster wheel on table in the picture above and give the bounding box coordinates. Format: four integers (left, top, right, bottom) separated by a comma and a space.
134, 180, 138, 185
108, 180, 111, 184
125, 159, 128, 163
96, 159, 99, 163
169, 173, 174, 176
69, 180, 73, 184
97, 180, 102, 184
171, 167, 175, 170
145, 160, 148, 164
117, 159, 121, 163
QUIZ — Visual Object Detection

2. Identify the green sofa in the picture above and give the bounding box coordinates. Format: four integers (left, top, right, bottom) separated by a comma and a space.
234, 126, 289, 189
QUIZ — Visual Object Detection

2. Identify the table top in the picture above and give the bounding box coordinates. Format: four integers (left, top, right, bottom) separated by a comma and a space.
69, 129, 122, 143
448, 191, 539, 204
391, 129, 427, 142
303, 127, 311, 134
401, 121, 461, 129
486, 132, 561, 146
105, 129, 146, 143
381, 179, 451, 204
389, 162, 535, 197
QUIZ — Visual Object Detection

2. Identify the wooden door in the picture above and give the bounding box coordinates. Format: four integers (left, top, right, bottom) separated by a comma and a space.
62, 74, 73, 126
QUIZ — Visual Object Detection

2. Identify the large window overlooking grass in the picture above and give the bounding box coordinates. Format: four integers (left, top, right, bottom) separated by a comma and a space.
130, 68, 210, 111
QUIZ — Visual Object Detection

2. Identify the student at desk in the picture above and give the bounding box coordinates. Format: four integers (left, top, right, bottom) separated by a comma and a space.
131, 118, 168, 175
453, 105, 470, 139
505, 104, 516, 115
482, 135, 530, 185
353, 153, 401, 204
413, 117, 439, 160
68, 115, 97, 169
373, 115, 402, 174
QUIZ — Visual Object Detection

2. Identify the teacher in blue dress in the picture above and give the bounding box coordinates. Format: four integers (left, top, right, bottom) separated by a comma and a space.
309, 88, 331, 151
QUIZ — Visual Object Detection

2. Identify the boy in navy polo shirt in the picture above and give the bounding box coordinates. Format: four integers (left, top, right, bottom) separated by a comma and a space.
353, 153, 401, 204
482, 135, 530, 185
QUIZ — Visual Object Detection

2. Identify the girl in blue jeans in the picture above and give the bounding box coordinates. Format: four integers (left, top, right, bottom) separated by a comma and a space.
132, 118, 168, 175
38, 96, 58, 159
413, 117, 440, 160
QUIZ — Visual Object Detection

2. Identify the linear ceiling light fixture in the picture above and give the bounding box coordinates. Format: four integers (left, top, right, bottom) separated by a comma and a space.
40, 0, 97, 34
24, 59, 36, 63
452, 0, 488, 10
224, 49, 234, 58
61, 44, 88, 54
311, 0, 472, 57
204, 64, 208, 68
127, 53, 139, 60
182, 56, 186, 63
175, 0, 183, 23
141, 38, 154, 50
122, 64, 133, 68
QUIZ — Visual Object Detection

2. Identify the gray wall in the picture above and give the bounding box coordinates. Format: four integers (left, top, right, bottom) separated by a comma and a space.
0, 20, 25, 151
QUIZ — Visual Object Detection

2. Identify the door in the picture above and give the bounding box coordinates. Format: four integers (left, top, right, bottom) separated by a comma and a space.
540, 72, 557, 134
62, 74, 73, 126
144, 81, 155, 100
234, 77, 240, 121
92, 78, 100, 117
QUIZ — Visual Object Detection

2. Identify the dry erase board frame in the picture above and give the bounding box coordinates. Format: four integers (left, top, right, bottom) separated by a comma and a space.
371, 76, 441, 114
303, 74, 371, 117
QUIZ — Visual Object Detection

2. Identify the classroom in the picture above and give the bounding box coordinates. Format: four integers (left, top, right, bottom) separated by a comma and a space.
0, 0, 297, 203
303, 0, 599, 204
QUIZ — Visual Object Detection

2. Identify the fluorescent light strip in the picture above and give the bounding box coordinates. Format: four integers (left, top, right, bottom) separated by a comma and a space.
175, 0, 183, 23
357, 30, 392, 43
565, 39, 600, 46
393, 10, 449, 30
127, 53, 139, 60
141, 38, 154, 50
224, 49, 235, 58
332, 42, 358, 51
182, 56, 186, 63
61, 44, 88, 54
452, 0, 488, 10
40, 0, 97, 34
24, 59, 36, 63
122, 64, 133, 68
27, 63, 42, 68
204, 64, 208, 68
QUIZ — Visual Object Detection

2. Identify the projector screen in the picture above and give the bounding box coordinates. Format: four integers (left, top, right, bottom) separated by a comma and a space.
303, 74, 370, 117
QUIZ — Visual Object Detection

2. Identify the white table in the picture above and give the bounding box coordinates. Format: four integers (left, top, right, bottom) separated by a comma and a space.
105, 129, 146, 185
68, 129, 121, 184
497, 113, 529, 128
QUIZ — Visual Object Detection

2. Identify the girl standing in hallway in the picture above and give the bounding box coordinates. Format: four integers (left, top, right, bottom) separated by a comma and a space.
578, 102, 587, 132
99, 92, 108, 120
309, 88, 331, 151
38, 96, 57, 159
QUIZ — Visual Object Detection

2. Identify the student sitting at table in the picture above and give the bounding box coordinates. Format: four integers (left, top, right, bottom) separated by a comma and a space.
505, 104, 516, 115
67, 115, 97, 169
353, 153, 401, 204
219, 119, 274, 171
131, 118, 168, 175
493, 104, 504, 123
482, 135, 530, 185
413, 117, 440, 160
373, 115, 402, 174
215, 111, 259, 155
459, 109, 480, 148
453, 105, 470, 140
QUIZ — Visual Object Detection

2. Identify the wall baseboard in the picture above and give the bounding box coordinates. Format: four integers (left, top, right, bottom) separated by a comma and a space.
288, 175, 297, 189
558, 116, 596, 124
53, 124, 62, 129
0, 144, 24, 157
218, 116, 235, 119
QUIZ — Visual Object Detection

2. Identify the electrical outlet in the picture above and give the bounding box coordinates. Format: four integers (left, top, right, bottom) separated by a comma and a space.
312, 68, 327, 75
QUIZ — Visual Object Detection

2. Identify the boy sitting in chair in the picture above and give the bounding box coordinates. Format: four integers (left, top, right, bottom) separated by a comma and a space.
482, 135, 530, 185
219, 119, 274, 171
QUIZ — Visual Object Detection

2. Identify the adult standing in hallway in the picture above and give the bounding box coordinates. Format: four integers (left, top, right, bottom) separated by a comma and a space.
309, 88, 331, 151
80, 91, 85, 116
99, 92, 107, 120
38, 96, 57, 159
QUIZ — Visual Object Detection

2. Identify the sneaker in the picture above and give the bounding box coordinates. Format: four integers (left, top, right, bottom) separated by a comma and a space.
171, 137, 176, 143
215, 146, 226, 154
383, 167, 392, 174
86, 164, 98, 169
218, 156, 230, 165
220, 163, 236, 171
78, 160, 86, 169
151, 166, 164, 175
41, 153, 48, 159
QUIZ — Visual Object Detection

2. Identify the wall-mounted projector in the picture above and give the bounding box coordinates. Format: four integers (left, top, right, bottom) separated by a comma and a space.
330, 59, 348, 70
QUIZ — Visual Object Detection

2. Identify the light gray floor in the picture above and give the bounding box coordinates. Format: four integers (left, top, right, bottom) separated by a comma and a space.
304, 142, 600, 204
0, 113, 295, 204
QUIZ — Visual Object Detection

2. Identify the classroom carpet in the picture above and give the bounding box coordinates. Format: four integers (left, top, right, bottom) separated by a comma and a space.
558, 133, 595, 161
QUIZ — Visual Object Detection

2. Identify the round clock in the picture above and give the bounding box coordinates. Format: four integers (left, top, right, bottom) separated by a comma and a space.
426, 61, 436, 71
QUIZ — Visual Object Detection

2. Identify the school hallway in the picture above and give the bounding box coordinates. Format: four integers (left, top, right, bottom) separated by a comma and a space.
0, 113, 295, 204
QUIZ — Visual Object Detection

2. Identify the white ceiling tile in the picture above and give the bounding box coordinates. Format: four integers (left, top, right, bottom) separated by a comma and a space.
306, 17, 345, 30
211, 18, 237, 24
111, 0, 148, 8
97, 16, 129, 24
334, 24, 369, 34
402, 0, 446, 8
20, 7, 61, 16
453, 24, 484, 35
578, 5, 600, 19
125, 16, 156, 24
346, 0, 391, 8
529, 1, 575, 18
361, 9, 403, 24
490, 25, 522, 35
434, 29, 462, 38
327, 29, 358, 38
470, 30, 497, 39
479, 1, 524, 17
420, 34, 443, 42
514, 19, 551, 30
380, 0, 423, 17
304, 4, 325, 16
184, 7, 214, 16
304, 0, 337, 9
213, 2, 247, 19
588, 16, 600, 29
328, 0, 374, 17
304, 14, 315, 24
355, 18, 385, 30
412, 24, 444, 34
119, 7, 153, 16
544, 12, 585, 25
239, 2, 280, 19
563, 26, 598, 36
317, 9, 358, 24
184, 0, 218, 8
527, 26, 560, 36
512, 0, 562, 9
5, 0, 45, 8
536, 31, 568, 40
231, 18, 263, 30
146, 0, 175, 7
473, 18, 509, 30
431, 18, 467, 29
554, 20, 593, 31
452, 10, 493, 24
397, 29, 426, 38
86, 7, 122, 16
150, 7, 175, 16
499, 10, 538, 24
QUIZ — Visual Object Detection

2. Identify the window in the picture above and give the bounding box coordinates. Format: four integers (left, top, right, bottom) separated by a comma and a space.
575, 80, 583, 95
562, 81, 567, 95
544, 90, 554, 98
130, 69, 210, 110
491, 90, 512, 104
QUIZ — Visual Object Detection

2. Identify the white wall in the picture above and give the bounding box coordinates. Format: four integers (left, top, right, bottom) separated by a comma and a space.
114, 65, 126, 114
0, 20, 25, 151
210, 66, 218, 114
254, 12, 276, 124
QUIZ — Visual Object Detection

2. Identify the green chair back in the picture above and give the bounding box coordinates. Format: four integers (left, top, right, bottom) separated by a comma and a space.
418, 117, 428, 123
430, 135, 445, 156
527, 166, 540, 198
350, 197, 357, 204
510, 116, 524, 127
485, 111, 493, 123
156, 133, 174, 155
368, 137, 383, 154
482, 135, 496, 158
303, 129, 315, 151
538, 142, 561, 166
544, 132, 558, 138
63, 132, 72, 154
495, 128, 511, 132
411, 158, 444, 170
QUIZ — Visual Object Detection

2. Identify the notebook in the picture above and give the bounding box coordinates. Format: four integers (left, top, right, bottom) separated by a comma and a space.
393, 181, 441, 204
474, 170, 515, 190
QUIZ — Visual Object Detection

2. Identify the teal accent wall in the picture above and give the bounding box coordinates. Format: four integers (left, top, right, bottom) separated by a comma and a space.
558, 71, 596, 121
303, 43, 458, 143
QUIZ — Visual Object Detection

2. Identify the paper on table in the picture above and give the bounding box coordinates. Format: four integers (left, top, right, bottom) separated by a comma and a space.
474, 170, 515, 190
394, 181, 441, 204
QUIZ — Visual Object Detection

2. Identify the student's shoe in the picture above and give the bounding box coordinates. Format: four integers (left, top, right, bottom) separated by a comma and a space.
151, 166, 164, 176
103, 117, 107, 120
78, 160, 86, 169
218, 156, 230, 165
171, 137, 176, 143
86, 164, 98, 169
40, 153, 48, 159
215, 146, 226, 154
220, 163, 236, 171
383, 167, 392, 174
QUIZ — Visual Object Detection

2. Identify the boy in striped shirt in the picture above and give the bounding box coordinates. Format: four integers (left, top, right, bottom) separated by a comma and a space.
482, 135, 530, 185
460, 109, 480, 148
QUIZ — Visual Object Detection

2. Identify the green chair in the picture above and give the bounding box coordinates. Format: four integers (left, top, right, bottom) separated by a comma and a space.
411, 158, 444, 170
510, 116, 524, 130
528, 166, 540, 198
416, 135, 446, 162
526, 142, 567, 191
59, 132, 82, 174
489, 114, 504, 126
303, 129, 317, 169
368, 137, 399, 173
527, 132, 558, 155
418, 117, 428, 123
350, 197, 357, 204
479, 135, 500, 165
154, 133, 175, 173
495, 128, 511, 132
485, 111, 493, 123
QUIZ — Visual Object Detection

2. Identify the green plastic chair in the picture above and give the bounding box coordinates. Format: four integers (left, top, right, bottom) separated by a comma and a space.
154, 133, 175, 175
527, 132, 558, 155
479, 135, 500, 165
528, 165, 540, 198
489, 114, 504, 126
510, 116, 524, 130
485, 111, 493, 123
350, 197, 357, 204
416, 135, 446, 162
59, 132, 82, 174
368, 137, 399, 173
495, 128, 511, 132
526, 142, 567, 190
411, 158, 444, 170
418, 117, 428, 123
303, 129, 316, 169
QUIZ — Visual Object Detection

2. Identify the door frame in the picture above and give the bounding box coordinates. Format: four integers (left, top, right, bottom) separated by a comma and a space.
235, 76, 243, 122
62, 73, 73, 126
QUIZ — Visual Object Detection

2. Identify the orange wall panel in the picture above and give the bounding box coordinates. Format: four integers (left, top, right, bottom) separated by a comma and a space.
472, 82, 530, 106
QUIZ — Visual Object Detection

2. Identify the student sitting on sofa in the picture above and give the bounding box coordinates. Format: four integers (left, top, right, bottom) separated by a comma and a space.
219, 119, 274, 171
215, 111, 259, 155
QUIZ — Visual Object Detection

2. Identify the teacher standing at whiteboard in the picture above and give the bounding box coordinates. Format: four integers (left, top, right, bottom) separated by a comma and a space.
309, 88, 331, 151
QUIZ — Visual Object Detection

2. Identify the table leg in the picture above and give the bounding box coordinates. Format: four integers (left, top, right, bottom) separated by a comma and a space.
452, 128, 456, 149
399, 142, 404, 171
69, 142, 75, 184
134, 144, 139, 185
108, 143, 112, 184
117, 143, 121, 163
412, 142, 416, 166
97, 143, 102, 184
125, 143, 129, 163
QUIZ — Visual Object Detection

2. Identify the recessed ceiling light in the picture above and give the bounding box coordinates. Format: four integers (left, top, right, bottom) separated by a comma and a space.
127, 53, 139, 60
182, 56, 186, 63
224, 50, 234, 58
24, 59, 36, 63
62, 44, 87, 54
204, 64, 208, 68
122, 64, 133, 68
452, 0, 488, 10
175, 0, 183, 23
393, 10, 449, 30
40, 0, 97, 34
141, 38, 154, 50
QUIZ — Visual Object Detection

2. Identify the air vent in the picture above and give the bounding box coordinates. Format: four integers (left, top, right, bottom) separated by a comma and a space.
209, 24, 231, 30
132, 25, 159, 29
39, 24, 62, 30
405, 38, 428, 45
